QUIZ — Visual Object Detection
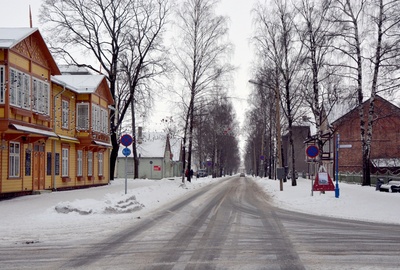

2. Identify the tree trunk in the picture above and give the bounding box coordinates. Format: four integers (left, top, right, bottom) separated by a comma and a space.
187, 98, 194, 183
110, 133, 118, 181
363, 0, 383, 186
131, 97, 139, 179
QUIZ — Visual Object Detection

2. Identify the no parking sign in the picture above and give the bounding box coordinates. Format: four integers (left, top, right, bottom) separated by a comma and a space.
306, 145, 319, 158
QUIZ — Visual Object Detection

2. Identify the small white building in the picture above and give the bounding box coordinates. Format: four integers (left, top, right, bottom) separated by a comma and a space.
116, 132, 182, 179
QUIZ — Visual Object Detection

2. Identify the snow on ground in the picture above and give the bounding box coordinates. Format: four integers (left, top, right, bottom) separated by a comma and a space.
0, 176, 399, 246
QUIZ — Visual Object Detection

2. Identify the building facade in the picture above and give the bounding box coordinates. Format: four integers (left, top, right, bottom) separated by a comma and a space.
332, 95, 400, 174
0, 28, 113, 197
116, 132, 182, 180
282, 126, 311, 177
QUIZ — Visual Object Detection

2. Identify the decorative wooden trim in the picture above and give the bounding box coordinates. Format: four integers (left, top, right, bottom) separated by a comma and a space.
87, 176, 94, 181
33, 113, 51, 122
11, 107, 32, 118
4, 133, 25, 141
77, 176, 85, 181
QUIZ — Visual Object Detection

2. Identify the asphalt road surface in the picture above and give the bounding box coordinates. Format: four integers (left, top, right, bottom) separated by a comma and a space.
2, 176, 400, 269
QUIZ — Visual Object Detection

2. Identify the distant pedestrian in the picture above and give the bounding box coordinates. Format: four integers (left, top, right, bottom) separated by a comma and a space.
190, 169, 193, 181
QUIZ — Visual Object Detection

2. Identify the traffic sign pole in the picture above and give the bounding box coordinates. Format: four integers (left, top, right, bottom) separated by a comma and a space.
335, 134, 340, 198
125, 154, 128, 194
120, 134, 133, 195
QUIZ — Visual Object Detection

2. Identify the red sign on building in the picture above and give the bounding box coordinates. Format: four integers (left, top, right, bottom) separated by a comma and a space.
153, 165, 161, 171
313, 171, 335, 191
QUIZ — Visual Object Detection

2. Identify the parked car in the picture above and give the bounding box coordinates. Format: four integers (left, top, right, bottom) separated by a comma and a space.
197, 169, 208, 178
286, 170, 298, 180
379, 179, 400, 192
240, 172, 245, 177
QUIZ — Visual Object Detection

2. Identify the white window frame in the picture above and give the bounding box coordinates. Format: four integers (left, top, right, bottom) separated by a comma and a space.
101, 108, 108, 134
88, 151, 93, 176
62, 148, 69, 177
92, 104, 101, 132
76, 103, 89, 130
9, 142, 20, 177
98, 152, 103, 176
9, 68, 31, 110
62, 100, 69, 129
32, 78, 50, 115
77, 150, 83, 177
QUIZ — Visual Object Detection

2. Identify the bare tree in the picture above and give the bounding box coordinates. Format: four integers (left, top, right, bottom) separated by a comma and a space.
118, 0, 171, 178
295, 0, 342, 164
201, 95, 240, 177
331, 0, 400, 185
330, 0, 370, 185
248, 69, 276, 178
253, 0, 305, 185
40, 0, 171, 180
362, 0, 400, 185
173, 0, 233, 183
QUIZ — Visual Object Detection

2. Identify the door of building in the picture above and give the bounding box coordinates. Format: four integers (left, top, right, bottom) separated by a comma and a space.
32, 143, 45, 190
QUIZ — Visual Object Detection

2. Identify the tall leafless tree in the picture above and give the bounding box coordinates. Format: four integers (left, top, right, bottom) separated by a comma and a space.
118, 0, 170, 178
331, 0, 400, 185
362, 0, 400, 185
173, 0, 233, 183
249, 69, 276, 178
253, 0, 305, 185
330, 0, 369, 184
40, 0, 171, 180
295, 0, 342, 165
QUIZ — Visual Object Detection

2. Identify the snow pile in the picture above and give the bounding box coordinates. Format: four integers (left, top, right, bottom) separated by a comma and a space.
54, 194, 145, 215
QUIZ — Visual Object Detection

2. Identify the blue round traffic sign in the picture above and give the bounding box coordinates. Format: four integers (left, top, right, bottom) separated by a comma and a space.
120, 134, 133, 147
122, 147, 131, 156
306, 145, 319, 158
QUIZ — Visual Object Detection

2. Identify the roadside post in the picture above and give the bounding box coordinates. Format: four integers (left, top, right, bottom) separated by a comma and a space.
335, 134, 340, 198
277, 167, 285, 191
306, 145, 319, 196
120, 134, 133, 194
335, 133, 352, 198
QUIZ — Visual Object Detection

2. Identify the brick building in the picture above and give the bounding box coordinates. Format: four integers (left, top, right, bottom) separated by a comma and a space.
332, 95, 400, 174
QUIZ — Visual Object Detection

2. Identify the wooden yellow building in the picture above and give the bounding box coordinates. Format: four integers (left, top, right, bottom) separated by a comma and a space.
0, 28, 113, 197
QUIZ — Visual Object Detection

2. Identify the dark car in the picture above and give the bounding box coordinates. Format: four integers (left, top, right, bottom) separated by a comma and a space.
197, 169, 208, 178
379, 179, 400, 192
240, 173, 245, 177
287, 170, 298, 180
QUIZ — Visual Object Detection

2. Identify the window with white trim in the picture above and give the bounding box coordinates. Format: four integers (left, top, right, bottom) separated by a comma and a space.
88, 151, 93, 176
0, 65, 5, 103
92, 104, 101, 132
101, 108, 108, 134
77, 103, 89, 130
62, 100, 69, 129
9, 142, 20, 177
62, 147, 69, 177
98, 152, 103, 176
9, 68, 31, 110
32, 78, 50, 115
77, 150, 83, 177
